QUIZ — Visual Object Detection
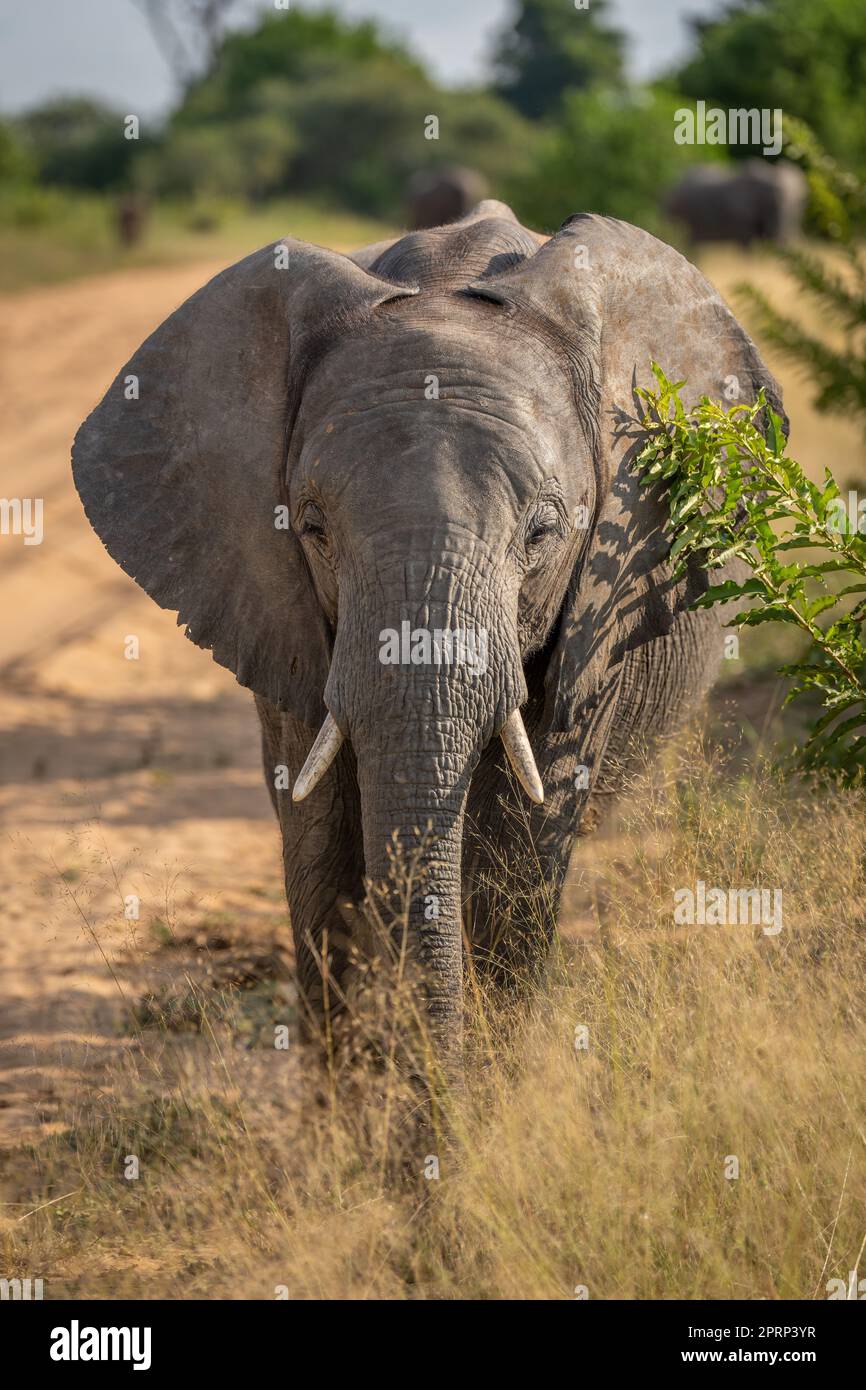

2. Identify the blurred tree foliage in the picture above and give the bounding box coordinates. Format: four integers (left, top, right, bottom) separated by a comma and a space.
146, 8, 536, 213
177, 7, 424, 114
4, 0, 864, 240
15, 97, 148, 190
505, 86, 710, 235
675, 0, 866, 175
0, 119, 35, 185
494, 0, 625, 119
281, 67, 530, 215
737, 120, 866, 430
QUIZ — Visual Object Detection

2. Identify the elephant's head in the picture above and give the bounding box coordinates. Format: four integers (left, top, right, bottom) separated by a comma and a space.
72, 203, 781, 1051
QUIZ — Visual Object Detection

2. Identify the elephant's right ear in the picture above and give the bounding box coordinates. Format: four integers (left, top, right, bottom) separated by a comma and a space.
72, 241, 417, 725
467, 214, 784, 733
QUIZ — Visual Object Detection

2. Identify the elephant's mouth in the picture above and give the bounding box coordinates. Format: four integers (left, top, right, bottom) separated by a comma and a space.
291, 706, 544, 806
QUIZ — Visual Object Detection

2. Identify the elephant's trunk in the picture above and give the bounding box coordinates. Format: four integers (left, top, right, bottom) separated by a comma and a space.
355, 718, 474, 1055
318, 546, 527, 1057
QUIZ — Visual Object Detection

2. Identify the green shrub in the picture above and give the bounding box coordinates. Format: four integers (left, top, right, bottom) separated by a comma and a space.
674, 0, 866, 178
493, 0, 625, 119
635, 366, 866, 780
0, 118, 35, 186
505, 86, 721, 235
15, 96, 145, 190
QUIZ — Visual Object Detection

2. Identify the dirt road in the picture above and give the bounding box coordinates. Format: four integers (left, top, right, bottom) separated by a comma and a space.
1, 248, 863, 1148
0, 260, 292, 1146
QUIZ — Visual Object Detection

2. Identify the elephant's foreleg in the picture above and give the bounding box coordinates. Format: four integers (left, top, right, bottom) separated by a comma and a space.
255, 697, 364, 1053
462, 660, 627, 991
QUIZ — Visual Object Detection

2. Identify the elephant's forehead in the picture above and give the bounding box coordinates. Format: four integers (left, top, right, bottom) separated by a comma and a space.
300, 401, 555, 516
296, 313, 585, 509
301, 310, 575, 435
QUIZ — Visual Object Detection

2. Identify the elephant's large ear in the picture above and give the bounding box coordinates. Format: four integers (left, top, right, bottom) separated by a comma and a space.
72, 241, 417, 725
467, 214, 785, 731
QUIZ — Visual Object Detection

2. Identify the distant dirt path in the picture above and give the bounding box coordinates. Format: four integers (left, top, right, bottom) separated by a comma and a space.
0, 259, 290, 1146
1, 260, 227, 671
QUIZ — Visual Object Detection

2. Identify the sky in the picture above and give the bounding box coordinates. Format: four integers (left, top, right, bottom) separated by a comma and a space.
0, 0, 728, 118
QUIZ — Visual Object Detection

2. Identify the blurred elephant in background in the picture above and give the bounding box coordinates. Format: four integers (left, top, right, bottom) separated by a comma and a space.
72, 201, 784, 1068
406, 165, 488, 230
115, 192, 149, 248
665, 159, 807, 246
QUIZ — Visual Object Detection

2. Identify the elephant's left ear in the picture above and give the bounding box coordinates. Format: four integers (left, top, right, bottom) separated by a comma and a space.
467, 213, 785, 731
72, 239, 417, 725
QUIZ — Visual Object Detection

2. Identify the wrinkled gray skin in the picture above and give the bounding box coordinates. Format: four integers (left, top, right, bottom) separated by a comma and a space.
406, 166, 488, 230
72, 201, 784, 1063
666, 159, 807, 246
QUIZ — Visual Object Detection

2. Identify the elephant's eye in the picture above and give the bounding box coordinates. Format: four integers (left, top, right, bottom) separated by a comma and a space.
300, 504, 328, 544
526, 509, 561, 550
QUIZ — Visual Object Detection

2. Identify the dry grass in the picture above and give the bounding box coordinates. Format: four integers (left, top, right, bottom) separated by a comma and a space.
2, 733, 864, 1300
0, 193, 395, 293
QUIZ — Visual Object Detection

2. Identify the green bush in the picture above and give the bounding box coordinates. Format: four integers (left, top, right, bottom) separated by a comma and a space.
15, 96, 146, 190
0, 119, 35, 187
140, 115, 298, 204
0, 184, 76, 228
286, 65, 535, 215
674, 0, 866, 177
494, 0, 625, 119
635, 366, 866, 781
505, 86, 719, 235
151, 9, 535, 216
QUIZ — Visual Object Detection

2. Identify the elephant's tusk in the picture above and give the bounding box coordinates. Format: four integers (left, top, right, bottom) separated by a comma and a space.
500, 708, 544, 805
292, 713, 345, 802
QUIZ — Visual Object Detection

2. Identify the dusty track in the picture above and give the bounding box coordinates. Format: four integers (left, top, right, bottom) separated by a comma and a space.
0, 260, 289, 1146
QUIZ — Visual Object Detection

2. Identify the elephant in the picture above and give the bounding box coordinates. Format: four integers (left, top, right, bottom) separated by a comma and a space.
72, 200, 784, 1068
115, 192, 148, 248
406, 165, 488, 230
665, 159, 807, 246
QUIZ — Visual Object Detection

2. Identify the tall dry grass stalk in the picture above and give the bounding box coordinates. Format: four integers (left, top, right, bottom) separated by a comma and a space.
2, 733, 864, 1299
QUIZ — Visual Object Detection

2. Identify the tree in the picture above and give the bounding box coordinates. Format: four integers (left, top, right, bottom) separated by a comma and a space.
15, 97, 141, 190
285, 65, 534, 215
494, 0, 625, 120
153, 8, 535, 214
675, 0, 866, 174
636, 367, 866, 781
173, 7, 424, 125
505, 86, 707, 235
0, 120, 34, 187
131, 0, 245, 87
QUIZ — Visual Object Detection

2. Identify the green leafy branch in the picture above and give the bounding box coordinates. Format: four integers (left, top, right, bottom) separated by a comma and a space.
634, 364, 866, 779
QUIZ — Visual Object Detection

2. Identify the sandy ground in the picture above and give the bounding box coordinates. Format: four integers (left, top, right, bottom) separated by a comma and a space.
2, 246, 864, 1148
0, 259, 293, 1147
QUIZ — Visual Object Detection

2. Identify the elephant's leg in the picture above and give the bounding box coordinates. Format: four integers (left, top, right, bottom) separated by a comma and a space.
462, 798, 578, 993
255, 697, 364, 1054
599, 609, 724, 784
463, 662, 625, 992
